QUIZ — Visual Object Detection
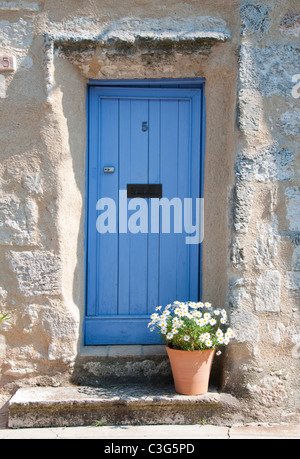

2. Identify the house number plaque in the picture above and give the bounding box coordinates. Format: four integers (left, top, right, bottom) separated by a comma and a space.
0, 56, 16, 71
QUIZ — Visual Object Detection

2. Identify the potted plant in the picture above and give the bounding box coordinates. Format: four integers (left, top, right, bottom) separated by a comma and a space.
148, 301, 234, 395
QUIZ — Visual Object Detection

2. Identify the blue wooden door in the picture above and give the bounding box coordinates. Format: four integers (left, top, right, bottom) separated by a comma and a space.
85, 84, 204, 345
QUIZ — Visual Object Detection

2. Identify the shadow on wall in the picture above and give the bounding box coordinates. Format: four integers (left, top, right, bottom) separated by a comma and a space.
53, 57, 87, 351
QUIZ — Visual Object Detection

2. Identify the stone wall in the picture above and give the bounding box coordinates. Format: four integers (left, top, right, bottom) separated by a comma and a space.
224, 0, 300, 423
0, 0, 299, 424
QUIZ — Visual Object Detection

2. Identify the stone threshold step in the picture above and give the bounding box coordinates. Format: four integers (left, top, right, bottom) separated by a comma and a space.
8, 384, 242, 428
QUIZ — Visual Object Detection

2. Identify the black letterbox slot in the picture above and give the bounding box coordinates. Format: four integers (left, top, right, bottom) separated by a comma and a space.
127, 184, 162, 199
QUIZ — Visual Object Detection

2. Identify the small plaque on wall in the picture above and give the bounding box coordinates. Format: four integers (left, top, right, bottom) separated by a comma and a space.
0, 56, 16, 71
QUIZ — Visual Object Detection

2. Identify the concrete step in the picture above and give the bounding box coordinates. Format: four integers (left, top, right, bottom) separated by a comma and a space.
70, 345, 224, 388
8, 384, 242, 428
71, 345, 173, 386
2, 423, 300, 439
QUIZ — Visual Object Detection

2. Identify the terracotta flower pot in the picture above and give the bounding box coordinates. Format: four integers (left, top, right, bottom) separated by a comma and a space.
166, 346, 216, 395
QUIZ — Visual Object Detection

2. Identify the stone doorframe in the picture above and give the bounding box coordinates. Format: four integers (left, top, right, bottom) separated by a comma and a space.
44, 17, 237, 370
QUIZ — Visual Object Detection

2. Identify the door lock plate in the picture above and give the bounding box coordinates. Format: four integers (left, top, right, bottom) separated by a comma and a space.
104, 167, 115, 173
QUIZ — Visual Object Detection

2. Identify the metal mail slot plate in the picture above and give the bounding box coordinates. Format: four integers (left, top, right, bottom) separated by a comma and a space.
104, 166, 115, 173
127, 184, 162, 199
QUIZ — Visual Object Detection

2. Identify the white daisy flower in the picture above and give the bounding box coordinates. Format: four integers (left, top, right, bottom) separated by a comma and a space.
151, 313, 159, 321
226, 328, 234, 338
184, 335, 190, 341
193, 310, 202, 318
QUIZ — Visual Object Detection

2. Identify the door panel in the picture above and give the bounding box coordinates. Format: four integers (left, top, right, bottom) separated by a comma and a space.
85, 86, 204, 345
98, 98, 119, 316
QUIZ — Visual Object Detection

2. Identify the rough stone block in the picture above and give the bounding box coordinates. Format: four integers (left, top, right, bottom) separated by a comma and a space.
285, 272, 300, 298
230, 238, 246, 269
48, 16, 231, 48
228, 277, 253, 309
285, 187, 300, 232
235, 143, 294, 183
233, 181, 254, 234
279, 108, 300, 136
237, 89, 261, 135
0, 1, 39, 11
253, 219, 279, 268
240, 2, 270, 39
0, 286, 7, 301
254, 270, 281, 312
239, 44, 300, 97
9, 251, 62, 296
8, 385, 242, 428
246, 375, 287, 409
230, 310, 260, 350
292, 247, 300, 271
280, 11, 300, 38
0, 196, 38, 246
42, 307, 78, 340
0, 18, 33, 50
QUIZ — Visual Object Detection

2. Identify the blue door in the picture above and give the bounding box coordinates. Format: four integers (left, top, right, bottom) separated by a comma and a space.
85, 83, 205, 345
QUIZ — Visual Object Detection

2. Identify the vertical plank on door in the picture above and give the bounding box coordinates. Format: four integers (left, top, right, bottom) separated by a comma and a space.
148, 100, 161, 312
189, 91, 201, 301
159, 100, 179, 306
118, 99, 131, 315
86, 88, 100, 317
129, 100, 149, 315
176, 100, 191, 302
98, 98, 119, 315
